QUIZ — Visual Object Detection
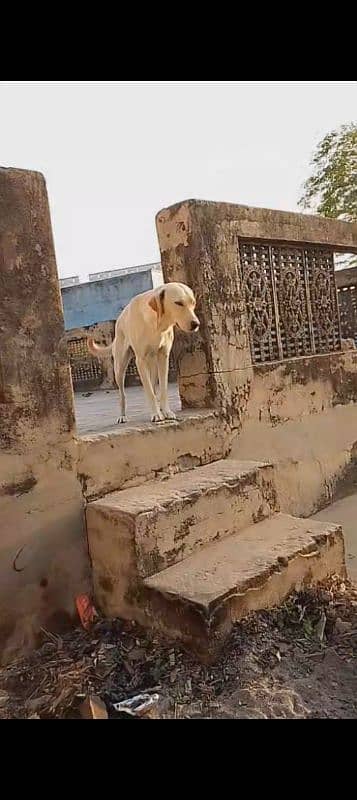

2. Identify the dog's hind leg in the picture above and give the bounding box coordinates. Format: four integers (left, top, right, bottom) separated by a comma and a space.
113, 338, 132, 423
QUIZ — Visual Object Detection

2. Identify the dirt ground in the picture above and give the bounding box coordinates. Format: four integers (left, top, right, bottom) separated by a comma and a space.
1, 576, 356, 720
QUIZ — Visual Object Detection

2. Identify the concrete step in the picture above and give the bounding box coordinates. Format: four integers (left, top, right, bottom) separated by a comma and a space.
144, 514, 345, 659
78, 410, 234, 501
87, 459, 278, 615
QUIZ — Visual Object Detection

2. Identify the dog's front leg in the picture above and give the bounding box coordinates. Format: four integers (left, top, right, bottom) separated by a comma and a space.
136, 357, 164, 423
158, 348, 177, 420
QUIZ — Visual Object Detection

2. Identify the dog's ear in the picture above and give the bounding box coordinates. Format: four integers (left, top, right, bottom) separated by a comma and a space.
159, 289, 165, 316
149, 289, 165, 321
148, 294, 160, 316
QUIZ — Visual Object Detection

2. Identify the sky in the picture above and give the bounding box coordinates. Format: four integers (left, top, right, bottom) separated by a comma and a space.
1, 81, 356, 280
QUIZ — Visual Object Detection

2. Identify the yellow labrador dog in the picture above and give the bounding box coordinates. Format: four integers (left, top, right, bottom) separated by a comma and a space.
88, 282, 199, 423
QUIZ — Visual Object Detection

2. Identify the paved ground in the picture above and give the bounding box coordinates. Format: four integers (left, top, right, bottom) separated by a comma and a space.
315, 495, 357, 582
74, 385, 181, 435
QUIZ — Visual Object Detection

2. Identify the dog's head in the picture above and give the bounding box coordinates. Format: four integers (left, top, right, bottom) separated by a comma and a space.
149, 283, 200, 333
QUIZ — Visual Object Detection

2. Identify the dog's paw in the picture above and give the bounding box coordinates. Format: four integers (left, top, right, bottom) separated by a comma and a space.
162, 409, 177, 421
117, 416, 128, 424
151, 411, 165, 423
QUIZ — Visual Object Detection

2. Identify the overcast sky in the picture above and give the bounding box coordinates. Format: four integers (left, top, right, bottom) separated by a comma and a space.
1, 81, 355, 280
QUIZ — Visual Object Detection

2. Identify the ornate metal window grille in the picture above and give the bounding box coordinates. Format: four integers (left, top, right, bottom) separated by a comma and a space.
239, 242, 342, 364
337, 285, 357, 346
67, 337, 103, 388
67, 337, 177, 388
126, 353, 177, 380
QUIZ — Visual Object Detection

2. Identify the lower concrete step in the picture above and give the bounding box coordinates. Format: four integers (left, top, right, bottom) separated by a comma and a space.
144, 514, 345, 660
87, 460, 277, 604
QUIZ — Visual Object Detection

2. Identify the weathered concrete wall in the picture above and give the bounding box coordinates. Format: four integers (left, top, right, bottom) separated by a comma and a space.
61, 270, 153, 330
0, 168, 89, 665
230, 349, 357, 517
248, 351, 357, 425
233, 403, 357, 519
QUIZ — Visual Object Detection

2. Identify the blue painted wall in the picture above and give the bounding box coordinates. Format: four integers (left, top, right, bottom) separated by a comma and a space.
61, 270, 153, 330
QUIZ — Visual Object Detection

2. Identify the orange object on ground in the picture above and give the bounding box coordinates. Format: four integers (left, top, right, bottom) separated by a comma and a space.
76, 594, 98, 630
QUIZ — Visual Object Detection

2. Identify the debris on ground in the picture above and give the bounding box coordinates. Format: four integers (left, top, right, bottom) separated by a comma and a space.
113, 693, 160, 717
0, 692, 9, 709
80, 694, 108, 720
1, 576, 357, 719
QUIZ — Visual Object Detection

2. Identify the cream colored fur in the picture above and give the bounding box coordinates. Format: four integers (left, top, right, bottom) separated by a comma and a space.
88, 282, 199, 423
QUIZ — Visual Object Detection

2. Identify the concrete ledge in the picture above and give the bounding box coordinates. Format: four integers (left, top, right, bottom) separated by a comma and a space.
77, 410, 235, 500
158, 200, 357, 254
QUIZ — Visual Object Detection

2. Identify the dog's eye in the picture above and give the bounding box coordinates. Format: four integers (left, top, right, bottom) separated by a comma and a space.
175, 301, 184, 307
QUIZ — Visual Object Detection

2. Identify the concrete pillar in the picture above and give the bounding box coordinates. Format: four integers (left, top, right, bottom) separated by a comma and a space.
0, 168, 89, 664
156, 200, 253, 426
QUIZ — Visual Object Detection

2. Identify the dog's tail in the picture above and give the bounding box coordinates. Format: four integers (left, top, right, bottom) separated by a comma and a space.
87, 337, 113, 357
